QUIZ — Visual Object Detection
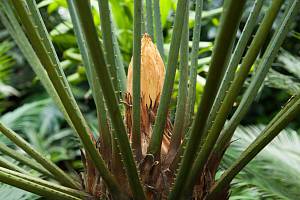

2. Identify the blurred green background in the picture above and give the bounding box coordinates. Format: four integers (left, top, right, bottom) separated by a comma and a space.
0, 0, 300, 199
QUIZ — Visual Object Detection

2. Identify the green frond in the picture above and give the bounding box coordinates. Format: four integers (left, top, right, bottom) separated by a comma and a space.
67, 1, 145, 198
209, 73, 300, 198
169, 2, 189, 154
146, 0, 154, 39
185, 0, 203, 128
0, 168, 81, 200
225, 125, 300, 200
277, 49, 300, 79
153, 0, 164, 58
214, 0, 300, 158
132, 0, 143, 160
0, 184, 38, 200
186, 1, 285, 195
265, 69, 300, 96
148, 0, 189, 157
169, 1, 247, 198
207, 0, 264, 135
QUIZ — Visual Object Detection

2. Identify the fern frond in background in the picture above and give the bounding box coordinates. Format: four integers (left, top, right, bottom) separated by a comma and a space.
0, 41, 19, 100
224, 125, 300, 200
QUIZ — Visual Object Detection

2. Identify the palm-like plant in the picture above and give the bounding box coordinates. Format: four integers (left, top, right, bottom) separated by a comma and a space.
0, 0, 299, 199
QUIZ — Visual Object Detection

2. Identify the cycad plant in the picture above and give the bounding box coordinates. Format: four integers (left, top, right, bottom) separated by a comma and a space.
0, 0, 299, 199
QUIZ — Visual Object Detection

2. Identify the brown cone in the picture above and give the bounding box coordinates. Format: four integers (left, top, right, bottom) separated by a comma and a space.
126, 33, 170, 157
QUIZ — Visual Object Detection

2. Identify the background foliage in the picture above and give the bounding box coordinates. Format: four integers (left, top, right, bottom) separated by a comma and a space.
0, 0, 300, 199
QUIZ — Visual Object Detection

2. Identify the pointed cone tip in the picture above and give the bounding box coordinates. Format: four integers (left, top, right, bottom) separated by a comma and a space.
127, 33, 165, 107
